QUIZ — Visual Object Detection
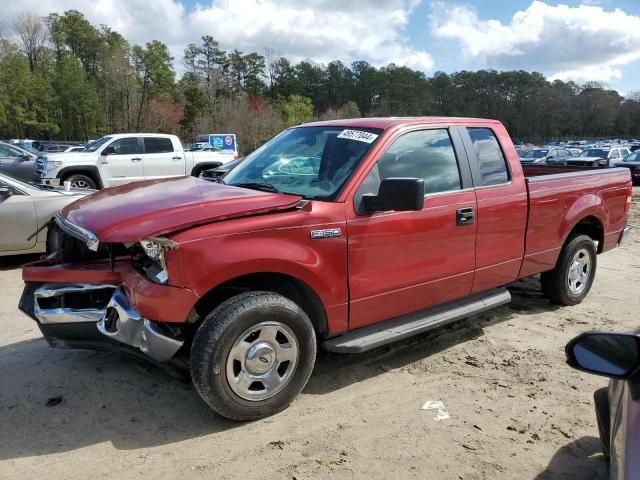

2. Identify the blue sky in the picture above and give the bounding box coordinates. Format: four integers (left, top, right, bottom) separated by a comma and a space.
405, 0, 640, 93
6, 0, 640, 94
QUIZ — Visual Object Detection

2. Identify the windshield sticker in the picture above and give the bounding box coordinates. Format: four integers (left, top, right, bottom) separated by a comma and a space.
337, 129, 379, 144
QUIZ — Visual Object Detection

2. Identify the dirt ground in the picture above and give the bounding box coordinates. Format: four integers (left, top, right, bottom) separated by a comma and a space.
2, 192, 640, 480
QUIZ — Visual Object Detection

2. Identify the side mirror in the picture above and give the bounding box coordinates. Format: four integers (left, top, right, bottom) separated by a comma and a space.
19, 154, 31, 161
362, 178, 424, 212
547, 155, 555, 160
566, 332, 640, 379
102, 146, 115, 156
0, 185, 12, 196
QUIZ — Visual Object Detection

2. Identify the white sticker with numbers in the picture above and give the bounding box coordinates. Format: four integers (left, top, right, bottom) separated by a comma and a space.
337, 129, 379, 143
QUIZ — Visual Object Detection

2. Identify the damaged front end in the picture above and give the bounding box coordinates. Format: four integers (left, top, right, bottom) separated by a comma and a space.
19, 214, 192, 365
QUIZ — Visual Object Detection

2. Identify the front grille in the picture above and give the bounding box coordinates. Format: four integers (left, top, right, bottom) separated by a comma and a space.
34, 158, 46, 180
54, 229, 127, 263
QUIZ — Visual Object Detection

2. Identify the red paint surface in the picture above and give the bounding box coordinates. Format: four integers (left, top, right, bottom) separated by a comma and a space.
24, 118, 631, 334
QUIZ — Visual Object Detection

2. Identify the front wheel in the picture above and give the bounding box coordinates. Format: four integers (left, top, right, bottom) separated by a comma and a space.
190, 292, 317, 421
541, 234, 597, 305
64, 174, 96, 190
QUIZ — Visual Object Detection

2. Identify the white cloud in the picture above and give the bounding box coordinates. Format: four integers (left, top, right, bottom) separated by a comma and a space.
430, 0, 640, 83
2, 0, 433, 73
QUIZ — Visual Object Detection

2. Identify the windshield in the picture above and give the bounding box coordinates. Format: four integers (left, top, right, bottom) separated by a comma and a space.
82, 136, 112, 153
624, 152, 640, 162
580, 149, 608, 158
224, 126, 382, 200
522, 149, 548, 159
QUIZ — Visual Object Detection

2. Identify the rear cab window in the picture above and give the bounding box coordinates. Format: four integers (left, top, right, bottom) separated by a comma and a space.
144, 137, 174, 154
467, 127, 510, 186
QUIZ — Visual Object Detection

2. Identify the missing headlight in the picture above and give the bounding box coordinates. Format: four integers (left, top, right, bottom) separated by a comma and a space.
137, 237, 178, 284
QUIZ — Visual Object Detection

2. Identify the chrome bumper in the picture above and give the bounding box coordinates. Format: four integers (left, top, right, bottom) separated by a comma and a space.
34, 283, 116, 324
619, 226, 631, 246
32, 284, 183, 362
97, 288, 183, 362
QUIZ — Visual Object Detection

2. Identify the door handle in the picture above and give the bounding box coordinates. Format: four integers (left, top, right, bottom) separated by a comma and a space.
131, 157, 142, 162
172, 156, 182, 160
456, 207, 475, 226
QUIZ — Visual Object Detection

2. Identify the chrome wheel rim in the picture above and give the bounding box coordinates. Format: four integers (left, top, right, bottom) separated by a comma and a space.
567, 248, 592, 295
226, 321, 299, 401
71, 180, 90, 189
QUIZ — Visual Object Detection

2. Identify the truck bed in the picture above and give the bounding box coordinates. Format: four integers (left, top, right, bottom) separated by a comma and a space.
519, 166, 631, 278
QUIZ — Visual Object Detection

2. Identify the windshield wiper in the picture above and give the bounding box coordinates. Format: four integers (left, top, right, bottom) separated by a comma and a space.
232, 182, 280, 193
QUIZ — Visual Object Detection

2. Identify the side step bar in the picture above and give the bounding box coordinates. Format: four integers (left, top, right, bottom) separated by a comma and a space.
323, 288, 511, 353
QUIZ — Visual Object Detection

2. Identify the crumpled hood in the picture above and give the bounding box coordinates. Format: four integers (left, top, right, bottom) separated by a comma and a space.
61, 176, 302, 242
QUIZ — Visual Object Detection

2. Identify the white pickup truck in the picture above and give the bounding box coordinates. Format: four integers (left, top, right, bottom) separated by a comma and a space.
35, 133, 237, 189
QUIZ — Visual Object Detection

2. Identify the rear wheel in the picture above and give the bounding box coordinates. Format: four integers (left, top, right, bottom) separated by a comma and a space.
64, 174, 96, 190
190, 292, 317, 420
541, 234, 597, 305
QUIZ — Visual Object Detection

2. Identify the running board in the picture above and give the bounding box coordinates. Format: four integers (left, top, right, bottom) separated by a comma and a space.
323, 288, 511, 353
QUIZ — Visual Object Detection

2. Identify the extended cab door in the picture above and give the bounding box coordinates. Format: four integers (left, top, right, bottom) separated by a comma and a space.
346, 127, 477, 329
98, 137, 143, 187
457, 126, 528, 293
142, 136, 185, 180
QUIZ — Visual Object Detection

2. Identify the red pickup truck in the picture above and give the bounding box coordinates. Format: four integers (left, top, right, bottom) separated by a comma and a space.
19, 117, 632, 420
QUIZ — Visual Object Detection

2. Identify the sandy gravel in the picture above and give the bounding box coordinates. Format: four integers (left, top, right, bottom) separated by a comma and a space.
1, 191, 639, 480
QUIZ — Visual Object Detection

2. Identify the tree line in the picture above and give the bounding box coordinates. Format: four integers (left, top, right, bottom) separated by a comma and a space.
1, 10, 640, 152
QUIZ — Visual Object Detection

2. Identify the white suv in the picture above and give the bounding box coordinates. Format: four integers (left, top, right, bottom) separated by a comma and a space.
35, 133, 237, 189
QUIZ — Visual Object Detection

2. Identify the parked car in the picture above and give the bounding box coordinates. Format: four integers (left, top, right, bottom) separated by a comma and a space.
519, 147, 573, 165
19, 117, 631, 420
35, 133, 239, 190
0, 141, 39, 182
566, 331, 640, 478
0, 172, 91, 256
615, 151, 640, 184
550, 147, 632, 167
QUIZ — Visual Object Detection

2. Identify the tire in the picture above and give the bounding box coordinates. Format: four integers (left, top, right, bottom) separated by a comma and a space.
541, 234, 597, 306
64, 174, 96, 190
46, 224, 62, 254
190, 291, 317, 421
594, 387, 611, 459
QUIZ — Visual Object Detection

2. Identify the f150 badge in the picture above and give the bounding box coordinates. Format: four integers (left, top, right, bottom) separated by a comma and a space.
311, 228, 342, 239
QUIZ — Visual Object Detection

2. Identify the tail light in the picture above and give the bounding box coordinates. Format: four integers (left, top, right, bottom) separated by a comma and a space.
625, 182, 633, 213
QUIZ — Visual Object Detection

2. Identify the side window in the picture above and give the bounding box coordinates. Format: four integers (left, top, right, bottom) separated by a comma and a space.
357, 129, 461, 203
467, 128, 509, 186
109, 137, 141, 155
611, 149, 620, 159
0, 145, 23, 157
379, 129, 461, 194
144, 137, 174, 154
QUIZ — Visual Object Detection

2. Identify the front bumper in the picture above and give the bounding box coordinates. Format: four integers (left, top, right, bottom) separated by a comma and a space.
20, 281, 185, 363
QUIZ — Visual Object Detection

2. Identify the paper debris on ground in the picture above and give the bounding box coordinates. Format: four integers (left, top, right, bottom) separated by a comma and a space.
421, 400, 450, 421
